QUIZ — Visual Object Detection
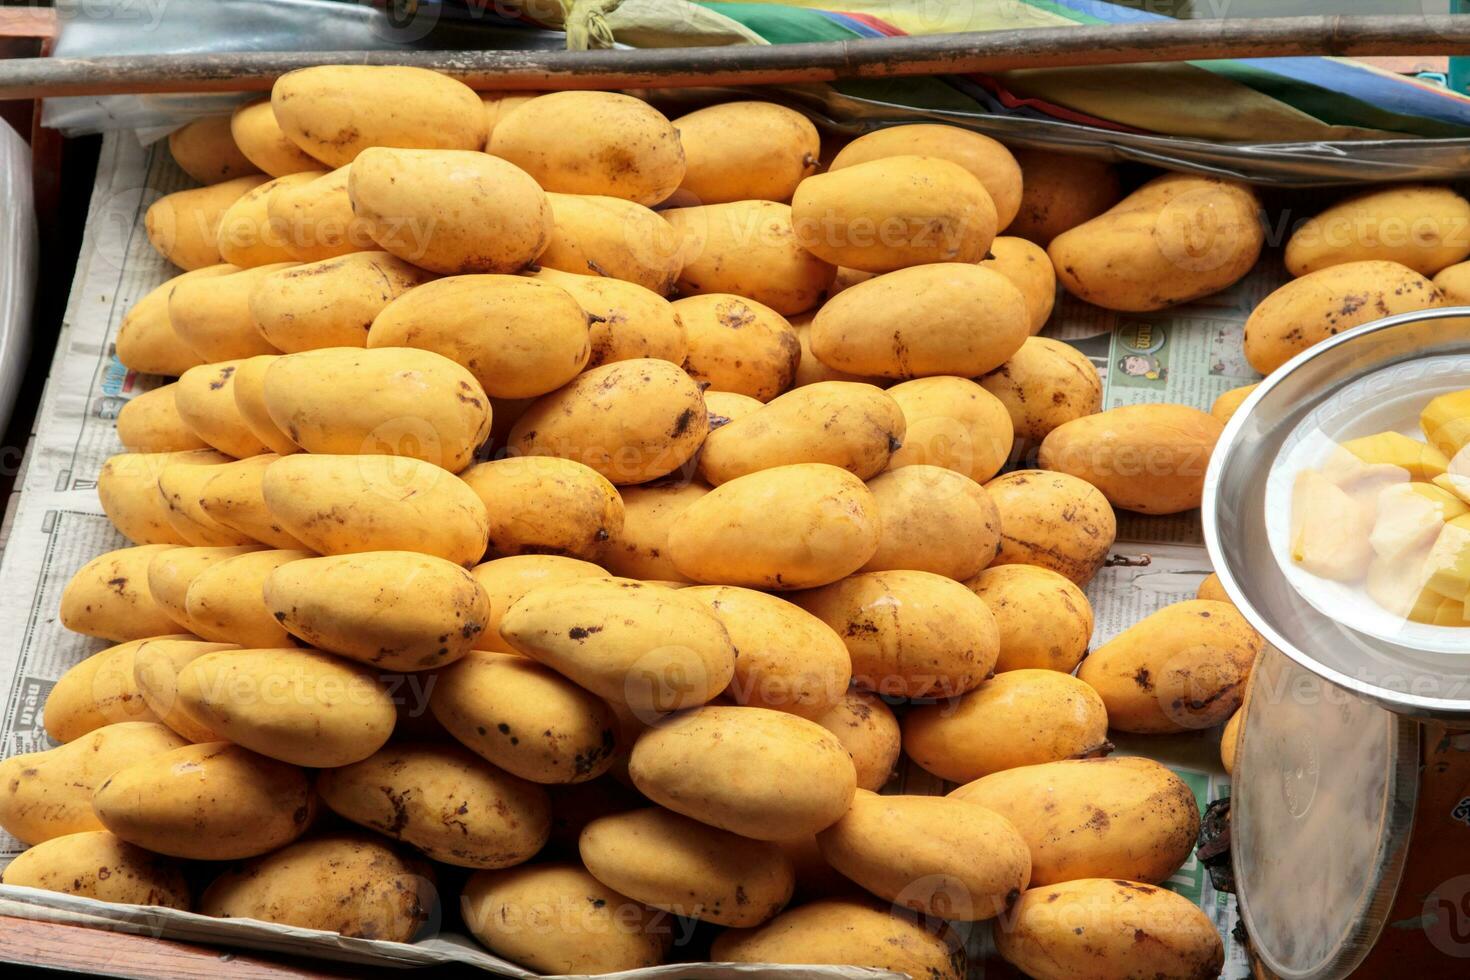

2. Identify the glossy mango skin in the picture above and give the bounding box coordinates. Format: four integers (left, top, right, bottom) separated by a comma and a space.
665, 201, 834, 316
498, 577, 734, 717
158, 457, 258, 547
529, 267, 687, 368
579, 806, 795, 926
215, 172, 325, 268
116, 384, 209, 453
144, 546, 258, 636
97, 449, 220, 543
265, 165, 376, 263
1049, 174, 1262, 312
230, 99, 322, 177
262, 347, 491, 473
169, 115, 259, 185
673, 292, 801, 401
317, 741, 550, 868
683, 584, 851, 720
984, 470, 1117, 586
230, 357, 299, 457
979, 336, 1102, 443
628, 705, 857, 841
272, 65, 487, 167
982, 236, 1057, 332
468, 555, 607, 653
508, 358, 707, 486
130, 638, 238, 743
540, 192, 681, 295
966, 564, 1094, 673
60, 545, 181, 641
711, 899, 966, 980
250, 251, 431, 352
196, 456, 308, 549
672, 101, 819, 205
815, 689, 901, 792
698, 381, 904, 485
994, 878, 1224, 980
796, 569, 1000, 700
1077, 599, 1261, 733
600, 482, 708, 583
367, 274, 588, 399
116, 267, 226, 375
461, 457, 624, 561
1285, 184, 1470, 277
885, 376, 1014, 484
431, 650, 620, 784
668, 463, 881, 590
201, 833, 436, 942
904, 670, 1110, 783
168, 263, 289, 363
461, 863, 670, 974
92, 741, 313, 861
43, 637, 176, 742
811, 264, 1028, 379
831, 124, 1022, 229
0, 722, 188, 845
175, 648, 396, 767
861, 465, 1001, 581
264, 550, 489, 671
950, 756, 1200, 887
489, 91, 685, 206
1039, 403, 1224, 515
792, 155, 996, 272
1, 831, 191, 909
145, 176, 269, 270
174, 359, 270, 459
1243, 259, 1442, 374
816, 791, 1031, 920
260, 454, 490, 567
1007, 148, 1122, 246
349, 148, 551, 275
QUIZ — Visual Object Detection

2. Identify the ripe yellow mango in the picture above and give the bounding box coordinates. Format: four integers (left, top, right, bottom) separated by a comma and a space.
490, 91, 685, 206
672, 101, 819, 205
1421, 388, 1470, 457
272, 65, 488, 167
500, 577, 735, 716
811, 264, 1028, 379
994, 878, 1224, 980
793, 155, 996, 272
1049, 174, 1262, 312
1285, 185, 1470, 277
1342, 431, 1448, 480
1077, 599, 1261, 734
951, 756, 1199, 886
168, 115, 259, 184
1244, 260, 1442, 374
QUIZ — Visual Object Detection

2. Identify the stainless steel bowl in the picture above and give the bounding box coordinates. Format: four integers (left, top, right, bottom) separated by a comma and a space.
1204, 306, 1470, 721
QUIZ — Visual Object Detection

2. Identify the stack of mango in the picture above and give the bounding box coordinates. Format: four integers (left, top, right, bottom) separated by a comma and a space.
12, 61, 1468, 979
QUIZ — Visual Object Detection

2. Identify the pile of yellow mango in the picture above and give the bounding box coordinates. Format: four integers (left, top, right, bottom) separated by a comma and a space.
9, 61, 1470, 980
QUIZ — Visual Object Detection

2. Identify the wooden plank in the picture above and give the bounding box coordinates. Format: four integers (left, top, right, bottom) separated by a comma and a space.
0, 8, 57, 40
0, 915, 379, 979
0, 14, 1466, 98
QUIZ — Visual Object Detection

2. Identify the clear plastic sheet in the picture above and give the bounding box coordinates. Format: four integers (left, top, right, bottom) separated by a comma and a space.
39, 1, 1470, 184
41, 0, 565, 138
0, 116, 35, 437
648, 83, 1470, 187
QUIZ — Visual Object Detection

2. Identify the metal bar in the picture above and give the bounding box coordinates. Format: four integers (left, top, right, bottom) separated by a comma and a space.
0, 14, 1467, 99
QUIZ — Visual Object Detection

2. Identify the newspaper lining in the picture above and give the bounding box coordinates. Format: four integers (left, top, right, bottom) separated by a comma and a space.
0, 132, 1259, 977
